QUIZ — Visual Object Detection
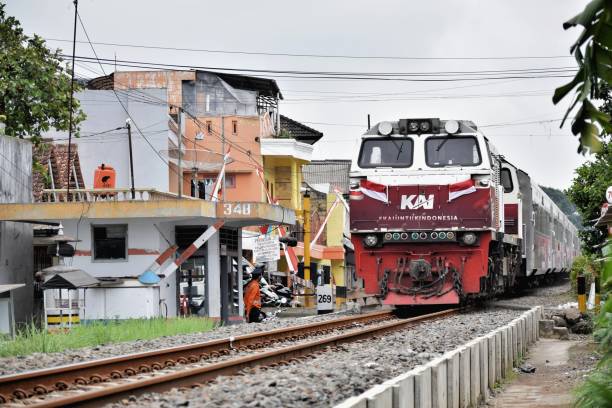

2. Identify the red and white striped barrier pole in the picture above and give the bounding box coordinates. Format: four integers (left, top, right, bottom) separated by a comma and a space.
160, 221, 225, 279
138, 245, 179, 284
211, 150, 231, 202
310, 196, 341, 249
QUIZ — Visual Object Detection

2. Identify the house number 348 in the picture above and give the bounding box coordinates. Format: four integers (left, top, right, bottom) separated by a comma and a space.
223, 203, 251, 216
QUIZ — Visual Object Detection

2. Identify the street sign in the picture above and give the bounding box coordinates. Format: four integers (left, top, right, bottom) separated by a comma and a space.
316, 284, 334, 314
253, 236, 280, 263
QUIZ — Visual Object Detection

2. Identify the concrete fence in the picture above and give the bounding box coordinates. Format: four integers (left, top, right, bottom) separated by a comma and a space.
335, 306, 543, 408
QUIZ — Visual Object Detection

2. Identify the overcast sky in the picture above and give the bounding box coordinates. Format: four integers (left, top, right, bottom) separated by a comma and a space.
6, 0, 592, 189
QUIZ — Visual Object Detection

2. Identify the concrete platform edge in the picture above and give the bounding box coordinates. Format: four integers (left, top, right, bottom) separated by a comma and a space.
333, 306, 542, 408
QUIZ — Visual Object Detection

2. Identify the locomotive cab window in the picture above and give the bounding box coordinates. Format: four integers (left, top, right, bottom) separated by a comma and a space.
501, 168, 514, 193
358, 138, 414, 168
425, 136, 481, 167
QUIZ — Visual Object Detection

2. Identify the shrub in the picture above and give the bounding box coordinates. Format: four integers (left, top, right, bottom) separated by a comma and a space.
570, 254, 601, 293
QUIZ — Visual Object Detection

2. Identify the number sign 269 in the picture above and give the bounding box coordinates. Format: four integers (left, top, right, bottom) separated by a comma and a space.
316, 285, 334, 312
317, 294, 332, 303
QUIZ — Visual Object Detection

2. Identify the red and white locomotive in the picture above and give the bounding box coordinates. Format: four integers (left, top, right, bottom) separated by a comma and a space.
349, 118, 579, 306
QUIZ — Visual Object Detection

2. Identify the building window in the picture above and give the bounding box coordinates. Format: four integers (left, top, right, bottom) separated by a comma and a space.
232, 120, 238, 135
206, 121, 212, 134
202, 174, 236, 190
92, 225, 127, 261
225, 174, 236, 188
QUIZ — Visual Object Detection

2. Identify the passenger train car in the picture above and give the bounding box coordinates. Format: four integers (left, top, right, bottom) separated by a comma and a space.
349, 118, 579, 306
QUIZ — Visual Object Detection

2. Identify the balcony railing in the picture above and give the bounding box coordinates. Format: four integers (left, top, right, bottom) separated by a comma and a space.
41, 188, 197, 203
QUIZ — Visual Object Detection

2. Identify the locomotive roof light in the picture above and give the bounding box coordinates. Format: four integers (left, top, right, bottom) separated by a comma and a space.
444, 120, 460, 134
378, 121, 394, 136
364, 235, 379, 247
399, 118, 440, 135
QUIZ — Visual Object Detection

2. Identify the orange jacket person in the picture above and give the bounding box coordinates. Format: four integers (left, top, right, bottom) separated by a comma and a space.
244, 265, 266, 323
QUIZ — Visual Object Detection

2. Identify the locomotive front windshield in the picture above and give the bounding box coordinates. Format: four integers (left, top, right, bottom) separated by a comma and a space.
358, 138, 414, 168
425, 136, 481, 167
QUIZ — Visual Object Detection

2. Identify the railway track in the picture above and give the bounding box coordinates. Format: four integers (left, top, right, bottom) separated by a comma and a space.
0, 309, 457, 407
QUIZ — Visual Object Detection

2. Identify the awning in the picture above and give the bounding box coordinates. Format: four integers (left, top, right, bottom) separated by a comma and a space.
0, 284, 26, 295
42, 268, 99, 289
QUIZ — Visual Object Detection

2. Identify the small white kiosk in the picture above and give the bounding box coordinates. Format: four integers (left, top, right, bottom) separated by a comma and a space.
41, 266, 99, 329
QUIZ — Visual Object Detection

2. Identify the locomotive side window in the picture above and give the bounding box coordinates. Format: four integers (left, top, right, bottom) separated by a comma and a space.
358, 138, 414, 168
501, 168, 513, 193
425, 136, 481, 167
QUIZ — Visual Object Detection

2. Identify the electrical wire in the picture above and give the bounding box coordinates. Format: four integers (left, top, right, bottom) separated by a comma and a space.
45, 37, 573, 61
67, 55, 577, 83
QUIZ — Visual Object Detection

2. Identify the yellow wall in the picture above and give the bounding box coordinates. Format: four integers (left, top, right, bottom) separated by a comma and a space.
263, 156, 306, 211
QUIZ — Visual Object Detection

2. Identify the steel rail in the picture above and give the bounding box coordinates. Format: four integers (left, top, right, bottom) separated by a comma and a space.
7, 309, 457, 407
0, 310, 394, 404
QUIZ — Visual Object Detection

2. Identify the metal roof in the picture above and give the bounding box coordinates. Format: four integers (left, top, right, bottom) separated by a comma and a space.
213, 71, 282, 99
302, 160, 351, 194
0, 284, 26, 295
42, 269, 99, 289
87, 71, 283, 99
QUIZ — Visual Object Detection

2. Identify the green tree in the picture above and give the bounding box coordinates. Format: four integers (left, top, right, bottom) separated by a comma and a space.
0, 2, 85, 142
566, 141, 611, 254
553, 0, 612, 154
541, 186, 583, 228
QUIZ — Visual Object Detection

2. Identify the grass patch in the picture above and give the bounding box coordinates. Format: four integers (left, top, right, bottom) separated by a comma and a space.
0, 317, 217, 358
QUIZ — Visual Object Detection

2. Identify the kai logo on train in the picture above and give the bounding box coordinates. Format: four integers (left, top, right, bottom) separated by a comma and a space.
400, 194, 434, 210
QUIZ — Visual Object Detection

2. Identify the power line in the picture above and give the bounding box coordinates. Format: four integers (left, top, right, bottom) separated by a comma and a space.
68, 55, 577, 83
45, 37, 573, 61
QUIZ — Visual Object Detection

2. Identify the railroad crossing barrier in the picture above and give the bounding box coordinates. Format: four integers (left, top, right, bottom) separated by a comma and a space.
334, 306, 543, 408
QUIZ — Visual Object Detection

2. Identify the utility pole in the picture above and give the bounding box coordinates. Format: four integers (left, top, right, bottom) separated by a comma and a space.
177, 107, 182, 198
303, 190, 311, 283
65, 0, 78, 198
276, 92, 280, 134
126, 119, 135, 199
221, 116, 225, 202
367, 114, 371, 130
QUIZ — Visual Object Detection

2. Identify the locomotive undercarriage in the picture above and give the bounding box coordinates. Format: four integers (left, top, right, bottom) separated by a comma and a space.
378, 255, 465, 300
369, 235, 523, 306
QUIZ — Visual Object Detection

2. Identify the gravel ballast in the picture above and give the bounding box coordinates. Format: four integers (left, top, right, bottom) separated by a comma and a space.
115, 308, 523, 408
495, 280, 573, 308
0, 310, 364, 376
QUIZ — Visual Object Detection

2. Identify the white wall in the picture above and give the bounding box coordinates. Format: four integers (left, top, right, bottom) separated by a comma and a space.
82, 286, 160, 320
0, 136, 33, 324
63, 218, 164, 278
46, 89, 170, 192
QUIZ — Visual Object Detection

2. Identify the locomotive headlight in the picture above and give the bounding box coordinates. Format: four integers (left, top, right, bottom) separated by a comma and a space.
419, 121, 431, 132
461, 232, 477, 245
378, 121, 393, 136
408, 121, 419, 132
364, 235, 379, 247
444, 120, 460, 134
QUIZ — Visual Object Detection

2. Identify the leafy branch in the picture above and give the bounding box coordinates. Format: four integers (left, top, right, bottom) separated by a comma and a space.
553, 0, 612, 154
